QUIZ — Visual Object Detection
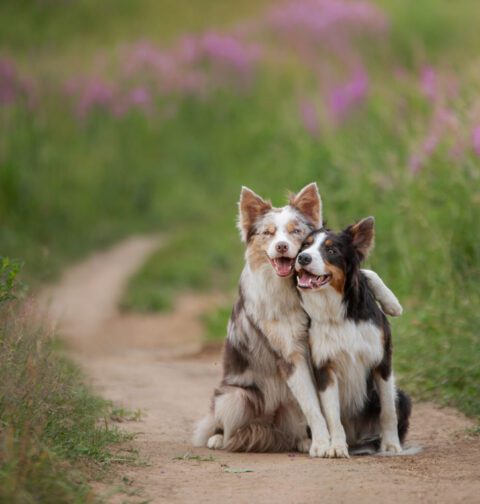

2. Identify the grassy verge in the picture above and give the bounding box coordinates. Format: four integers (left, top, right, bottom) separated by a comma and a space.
0, 263, 134, 502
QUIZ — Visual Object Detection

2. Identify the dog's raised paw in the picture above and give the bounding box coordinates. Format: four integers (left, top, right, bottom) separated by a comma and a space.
327, 442, 350, 459
309, 439, 330, 458
381, 300, 403, 317
207, 434, 224, 450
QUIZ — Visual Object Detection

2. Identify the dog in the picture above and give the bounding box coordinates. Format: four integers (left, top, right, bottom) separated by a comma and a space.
194, 184, 403, 457
295, 216, 411, 457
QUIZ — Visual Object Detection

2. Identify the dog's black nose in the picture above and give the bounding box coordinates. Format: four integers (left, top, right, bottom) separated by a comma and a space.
298, 253, 312, 266
275, 241, 289, 254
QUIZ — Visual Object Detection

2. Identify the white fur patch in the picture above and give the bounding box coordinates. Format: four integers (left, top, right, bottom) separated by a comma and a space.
363, 269, 403, 317
299, 232, 328, 275
302, 288, 384, 417
264, 206, 307, 260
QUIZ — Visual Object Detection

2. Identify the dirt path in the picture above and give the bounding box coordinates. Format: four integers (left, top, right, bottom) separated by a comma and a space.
40, 237, 480, 504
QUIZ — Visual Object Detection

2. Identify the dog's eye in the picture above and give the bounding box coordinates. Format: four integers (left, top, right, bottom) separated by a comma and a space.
262, 230, 273, 236
291, 228, 301, 235
327, 248, 336, 255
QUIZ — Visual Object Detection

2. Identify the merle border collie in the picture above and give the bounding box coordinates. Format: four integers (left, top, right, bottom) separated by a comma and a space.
296, 217, 411, 456
194, 184, 403, 457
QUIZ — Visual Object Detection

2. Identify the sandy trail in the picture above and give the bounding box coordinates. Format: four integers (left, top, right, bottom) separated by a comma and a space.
39, 237, 480, 503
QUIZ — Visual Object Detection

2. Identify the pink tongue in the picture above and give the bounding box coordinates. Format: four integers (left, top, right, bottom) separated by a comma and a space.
298, 272, 313, 287
275, 258, 292, 276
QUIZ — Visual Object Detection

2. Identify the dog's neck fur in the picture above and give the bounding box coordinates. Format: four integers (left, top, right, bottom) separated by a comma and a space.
301, 287, 346, 325
241, 262, 300, 320
301, 264, 365, 325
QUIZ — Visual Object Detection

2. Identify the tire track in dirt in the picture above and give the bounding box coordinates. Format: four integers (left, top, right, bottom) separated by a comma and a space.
39, 237, 480, 504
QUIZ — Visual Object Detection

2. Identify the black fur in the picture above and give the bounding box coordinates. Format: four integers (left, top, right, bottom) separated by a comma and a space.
304, 225, 393, 379
301, 222, 411, 448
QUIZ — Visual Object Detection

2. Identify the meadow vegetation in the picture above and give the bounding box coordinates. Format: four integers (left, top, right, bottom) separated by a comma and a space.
0, 260, 136, 502
1, 0, 479, 439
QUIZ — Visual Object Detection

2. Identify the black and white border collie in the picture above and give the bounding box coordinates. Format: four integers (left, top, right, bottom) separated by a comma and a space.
296, 217, 411, 456
194, 185, 404, 457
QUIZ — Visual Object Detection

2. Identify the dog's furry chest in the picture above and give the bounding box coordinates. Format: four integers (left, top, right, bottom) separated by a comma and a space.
303, 291, 384, 415
242, 265, 309, 356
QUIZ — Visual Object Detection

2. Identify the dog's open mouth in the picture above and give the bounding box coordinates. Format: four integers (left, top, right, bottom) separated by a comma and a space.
297, 270, 331, 289
269, 257, 295, 277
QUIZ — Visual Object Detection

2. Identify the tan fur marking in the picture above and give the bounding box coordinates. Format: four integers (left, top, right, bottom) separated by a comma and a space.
246, 236, 269, 271
325, 239, 333, 246
325, 263, 346, 294
239, 187, 272, 241
286, 220, 299, 233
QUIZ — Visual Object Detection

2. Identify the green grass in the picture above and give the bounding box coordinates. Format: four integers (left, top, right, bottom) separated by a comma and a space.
0, 263, 137, 502
1, 0, 479, 429
0, 303, 135, 503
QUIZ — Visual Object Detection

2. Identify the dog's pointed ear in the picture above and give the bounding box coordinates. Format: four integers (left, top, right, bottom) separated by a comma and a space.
346, 216, 375, 260
237, 186, 272, 242
289, 182, 322, 227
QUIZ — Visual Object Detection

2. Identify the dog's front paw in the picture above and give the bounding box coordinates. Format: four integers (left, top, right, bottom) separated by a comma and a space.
381, 299, 403, 317
327, 441, 350, 459
207, 434, 224, 450
309, 438, 330, 458
381, 436, 402, 454
297, 437, 311, 453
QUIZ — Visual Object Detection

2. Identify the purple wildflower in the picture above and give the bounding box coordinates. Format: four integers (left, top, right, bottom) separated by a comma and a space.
201, 32, 260, 73
420, 65, 437, 101
0, 57, 37, 107
0, 58, 17, 105
408, 154, 423, 175
422, 133, 439, 156
328, 67, 369, 122
73, 77, 117, 119
128, 86, 151, 109
122, 40, 174, 78
267, 0, 388, 45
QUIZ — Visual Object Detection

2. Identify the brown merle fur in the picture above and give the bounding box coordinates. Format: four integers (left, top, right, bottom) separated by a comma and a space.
194, 184, 323, 453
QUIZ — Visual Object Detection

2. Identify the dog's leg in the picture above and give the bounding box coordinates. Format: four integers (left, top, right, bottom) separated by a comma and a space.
362, 269, 403, 317
318, 369, 349, 458
284, 357, 330, 457
374, 373, 402, 453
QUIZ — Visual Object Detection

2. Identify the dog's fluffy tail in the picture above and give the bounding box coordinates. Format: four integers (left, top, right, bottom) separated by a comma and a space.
192, 414, 217, 447
225, 423, 294, 453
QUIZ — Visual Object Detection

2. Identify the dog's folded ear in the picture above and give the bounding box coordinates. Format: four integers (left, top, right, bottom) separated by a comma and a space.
289, 182, 322, 227
238, 186, 272, 242
346, 216, 375, 260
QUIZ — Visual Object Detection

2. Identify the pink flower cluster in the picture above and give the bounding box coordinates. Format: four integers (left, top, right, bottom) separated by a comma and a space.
63, 0, 385, 121
0, 57, 36, 108
328, 67, 369, 123
267, 0, 387, 45
408, 65, 480, 173
64, 76, 154, 119
65, 31, 261, 119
